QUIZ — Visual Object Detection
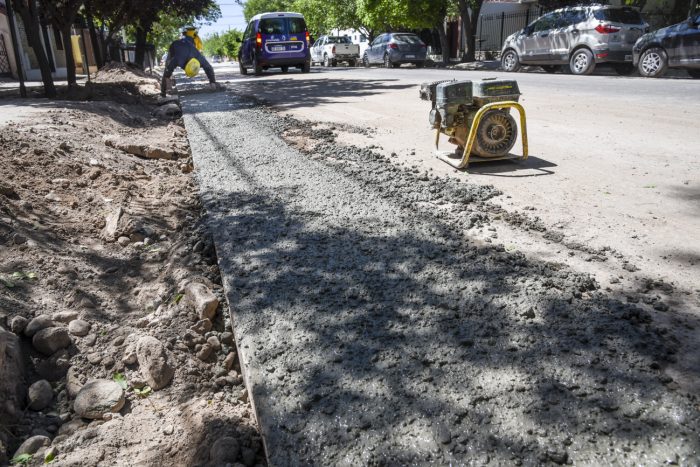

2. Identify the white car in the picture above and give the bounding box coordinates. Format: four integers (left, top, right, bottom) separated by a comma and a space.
310, 35, 360, 67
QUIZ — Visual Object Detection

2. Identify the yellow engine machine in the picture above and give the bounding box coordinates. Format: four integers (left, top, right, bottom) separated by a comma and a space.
419, 78, 528, 169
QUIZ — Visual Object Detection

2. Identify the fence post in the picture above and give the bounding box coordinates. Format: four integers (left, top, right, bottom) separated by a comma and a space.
479, 15, 484, 59
525, 9, 530, 28
500, 12, 506, 47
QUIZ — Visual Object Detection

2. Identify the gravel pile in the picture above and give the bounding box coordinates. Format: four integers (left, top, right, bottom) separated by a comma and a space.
183, 94, 699, 465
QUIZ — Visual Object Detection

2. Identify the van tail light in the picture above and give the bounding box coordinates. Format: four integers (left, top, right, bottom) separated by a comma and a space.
388, 43, 398, 49
332, 46, 336, 54
305, 31, 310, 44
595, 24, 620, 34
256, 32, 262, 49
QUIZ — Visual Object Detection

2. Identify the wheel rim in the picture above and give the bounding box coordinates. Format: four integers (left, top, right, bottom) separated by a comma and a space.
504, 52, 515, 71
641, 52, 661, 75
384, 55, 390, 67
572, 52, 588, 73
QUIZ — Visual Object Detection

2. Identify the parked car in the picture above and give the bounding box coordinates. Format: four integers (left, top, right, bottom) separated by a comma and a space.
633, 12, 700, 78
310, 35, 360, 67
501, 5, 648, 75
238, 12, 311, 75
362, 32, 427, 68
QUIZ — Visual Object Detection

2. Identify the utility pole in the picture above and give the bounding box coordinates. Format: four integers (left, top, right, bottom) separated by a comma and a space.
5, 0, 26, 97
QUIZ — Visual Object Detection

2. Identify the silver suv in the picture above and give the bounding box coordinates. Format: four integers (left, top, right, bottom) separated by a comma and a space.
501, 6, 648, 75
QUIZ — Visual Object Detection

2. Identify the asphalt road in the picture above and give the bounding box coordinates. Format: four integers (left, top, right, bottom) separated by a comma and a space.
181, 65, 700, 465
207, 63, 700, 299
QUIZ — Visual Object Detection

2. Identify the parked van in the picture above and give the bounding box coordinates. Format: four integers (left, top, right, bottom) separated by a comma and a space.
238, 12, 311, 75
501, 5, 648, 75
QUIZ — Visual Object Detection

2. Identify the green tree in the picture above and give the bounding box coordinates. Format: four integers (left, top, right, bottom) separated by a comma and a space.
202, 29, 243, 59
240, 0, 293, 22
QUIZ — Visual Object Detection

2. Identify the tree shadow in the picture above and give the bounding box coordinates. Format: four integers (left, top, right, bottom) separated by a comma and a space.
183, 95, 700, 464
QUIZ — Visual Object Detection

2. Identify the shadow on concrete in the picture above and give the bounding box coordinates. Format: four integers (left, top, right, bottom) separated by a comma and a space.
183, 95, 700, 464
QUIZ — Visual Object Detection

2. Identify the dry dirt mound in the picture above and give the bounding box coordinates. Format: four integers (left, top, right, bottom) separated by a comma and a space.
0, 96, 263, 466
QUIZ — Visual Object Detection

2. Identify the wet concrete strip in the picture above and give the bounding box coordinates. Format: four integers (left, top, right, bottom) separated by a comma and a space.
182, 91, 699, 465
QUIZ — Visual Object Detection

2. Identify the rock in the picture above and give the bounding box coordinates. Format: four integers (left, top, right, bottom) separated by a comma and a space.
522, 308, 536, 320
136, 336, 174, 390
52, 311, 79, 324
153, 103, 183, 120
24, 315, 55, 337
84, 334, 97, 346
68, 320, 91, 337
13, 435, 50, 458
73, 380, 125, 419
44, 192, 62, 202
435, 423, 451, 444
33, 327, 71, 355
163, 425, 174, 436
223, 352, 236, 371
0, 181, 18, 198
0, 327, 25, 420
117, 236, 130, 247
209, 436, 240, 464
102, 356, 115, 368
122, 345, 137, 365
101, 206, 123, 242
207, 336, 221, 351
87, 352, 102, 365
220, 332, 234, 346
105, 137, 180, 160
191, 319, 212, 335
35, 350, 71, 381
66, 366, 83, 398
196, 343, 214, 361
27, 380, 53, 411
184, 282, 219, 320
10, 315, 29, 335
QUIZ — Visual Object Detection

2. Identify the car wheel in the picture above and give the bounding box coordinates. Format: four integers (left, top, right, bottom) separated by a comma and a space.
501, 49, 520, 72
541, 65, 557, 73
302, 61, 311, 73
348, 59, 356, 67
415, 61, 424, 68
638, 47, 668, 78
569, 48, 595, 75
688, 69, 700, 79
239, 59, 247, 76
253, 56, 262, 76
281, 65, 289, 73
323, 54, 331, 67
363, 53, 370, 68
384, 53, 393, 68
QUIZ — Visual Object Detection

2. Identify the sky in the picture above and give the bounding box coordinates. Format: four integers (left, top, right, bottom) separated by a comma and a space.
198, 1, 248, 37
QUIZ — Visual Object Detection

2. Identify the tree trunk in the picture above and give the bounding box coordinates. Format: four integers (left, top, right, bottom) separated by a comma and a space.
85, 9, 103, 68
12, 0, 56, 97
60, 25, 76, 86
133, 20, 151, 69
459, 0, 483, 62
436, 23, 450, 65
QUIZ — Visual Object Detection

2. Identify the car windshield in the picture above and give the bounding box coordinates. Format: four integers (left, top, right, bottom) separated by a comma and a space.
593, 8, 643, 24
393, 34, 422, 44
327, 36, 351, 44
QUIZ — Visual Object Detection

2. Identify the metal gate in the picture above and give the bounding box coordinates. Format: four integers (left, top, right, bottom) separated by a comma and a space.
0, 34, 11, 77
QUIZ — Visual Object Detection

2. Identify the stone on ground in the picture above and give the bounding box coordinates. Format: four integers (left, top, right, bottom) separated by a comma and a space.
136, 336, 174, 390
32, 327, 71, 355
24, 315, 54, 337
68, 319, 91, 337
73, 380, 125, 419
27, 380, 53, 411
13, 435, 50, 458
183, 281, 219, 320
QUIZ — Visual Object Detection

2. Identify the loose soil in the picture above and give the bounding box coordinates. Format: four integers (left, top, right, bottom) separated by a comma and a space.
0, 66, 264, 466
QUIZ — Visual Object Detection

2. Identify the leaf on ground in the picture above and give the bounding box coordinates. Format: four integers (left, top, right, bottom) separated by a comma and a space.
44, 451, 56, 464
26, 272, 38, 280
1, 276, 15, 288
113, 372, 128, 390
11, 453, 33, 465
172, 293, 184, 304
134, 386, 152, 397
11, 271, 25, 280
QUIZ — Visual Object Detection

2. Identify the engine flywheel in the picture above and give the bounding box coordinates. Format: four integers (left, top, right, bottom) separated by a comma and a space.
472, 110, 517, 158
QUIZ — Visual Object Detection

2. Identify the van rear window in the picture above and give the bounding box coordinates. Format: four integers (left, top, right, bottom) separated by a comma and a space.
594, 8, 643, 24
259, 17, 307, 35
259, 18, 285, 34
288, 18, 307, 34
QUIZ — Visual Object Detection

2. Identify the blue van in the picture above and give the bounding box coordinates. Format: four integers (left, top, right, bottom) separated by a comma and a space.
238, 12, 311, 75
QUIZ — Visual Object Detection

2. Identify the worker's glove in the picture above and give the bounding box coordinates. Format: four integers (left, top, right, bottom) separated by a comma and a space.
208, 82, 225, 92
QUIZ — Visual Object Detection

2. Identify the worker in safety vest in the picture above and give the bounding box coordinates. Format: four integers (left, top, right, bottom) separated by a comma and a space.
161, 26, 217, 97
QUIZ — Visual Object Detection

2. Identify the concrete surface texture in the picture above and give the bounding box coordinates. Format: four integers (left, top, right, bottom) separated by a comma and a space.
182, 91, 699, 465
210, 65, 700, 297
